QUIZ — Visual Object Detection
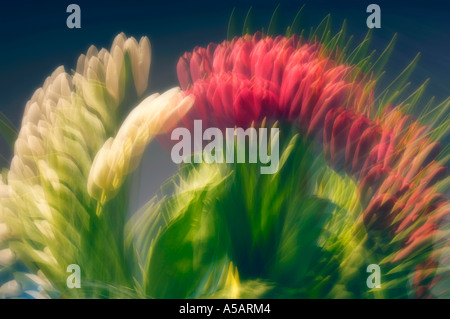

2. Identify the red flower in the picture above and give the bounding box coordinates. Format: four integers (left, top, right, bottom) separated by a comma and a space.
176, 33, 448, 283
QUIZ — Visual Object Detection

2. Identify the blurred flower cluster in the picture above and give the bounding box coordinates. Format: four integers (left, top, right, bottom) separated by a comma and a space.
176, 28, 449, 298
0, 33, 193, 298
0, 15, 448, 299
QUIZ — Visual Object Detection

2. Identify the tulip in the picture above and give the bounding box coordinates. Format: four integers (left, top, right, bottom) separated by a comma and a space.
88, 88, 194, 204
74, 33, 151, 133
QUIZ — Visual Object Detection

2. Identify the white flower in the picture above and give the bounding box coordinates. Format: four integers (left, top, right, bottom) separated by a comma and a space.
2, 33, 153, 298
74, 33, 151, 121
88, 88, 194, 204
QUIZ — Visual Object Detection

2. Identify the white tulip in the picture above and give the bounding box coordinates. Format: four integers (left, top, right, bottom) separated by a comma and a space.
88, 88, 194, 204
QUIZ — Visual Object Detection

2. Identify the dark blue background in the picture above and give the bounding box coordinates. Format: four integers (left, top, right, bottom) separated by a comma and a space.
0, 0, 449, 157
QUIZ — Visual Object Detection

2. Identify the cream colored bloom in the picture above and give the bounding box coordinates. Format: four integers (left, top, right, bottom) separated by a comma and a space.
88, 88, 194, 204
124, 36, 151, 97
2, 33, 153, 298
74, 33, 151, 129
